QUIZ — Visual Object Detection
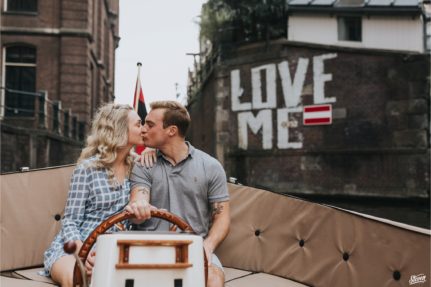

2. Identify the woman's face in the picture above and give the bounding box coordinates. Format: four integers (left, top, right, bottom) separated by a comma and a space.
127, 110, 145, 147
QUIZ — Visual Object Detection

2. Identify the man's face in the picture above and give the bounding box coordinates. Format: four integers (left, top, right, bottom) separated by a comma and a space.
142, 108, 169, 148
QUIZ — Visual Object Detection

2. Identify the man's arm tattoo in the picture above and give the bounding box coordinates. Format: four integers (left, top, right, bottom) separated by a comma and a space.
134, 187, 150, 201
211, 202, 224, 218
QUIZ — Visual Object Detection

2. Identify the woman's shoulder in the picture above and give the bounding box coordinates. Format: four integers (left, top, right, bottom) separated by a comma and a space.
75, 156, 100, 173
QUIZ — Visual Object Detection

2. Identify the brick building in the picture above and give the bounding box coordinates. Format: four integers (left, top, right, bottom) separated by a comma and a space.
0, 0, 119, 172
188, 0, 430, 227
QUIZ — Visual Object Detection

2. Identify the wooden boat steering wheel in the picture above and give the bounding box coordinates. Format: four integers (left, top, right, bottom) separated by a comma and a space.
69, 209, 208, 287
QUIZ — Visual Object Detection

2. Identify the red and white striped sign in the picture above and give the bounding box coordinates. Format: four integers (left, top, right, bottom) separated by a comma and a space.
303, 104, 332, 126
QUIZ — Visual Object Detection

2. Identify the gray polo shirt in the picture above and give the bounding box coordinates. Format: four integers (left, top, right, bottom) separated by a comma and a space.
130, 142, 229, 237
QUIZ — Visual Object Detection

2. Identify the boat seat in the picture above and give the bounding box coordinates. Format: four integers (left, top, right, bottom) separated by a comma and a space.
1, 267, 56, 286
224, 267, 309, 287
1, 166, 429, 287
1, 274, 55, 287
215, 184, 430, 287
224, 267, 252, 281
1, 267, 309, 287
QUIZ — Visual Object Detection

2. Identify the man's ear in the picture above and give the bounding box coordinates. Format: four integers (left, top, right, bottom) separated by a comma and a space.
167, 125, 178, 137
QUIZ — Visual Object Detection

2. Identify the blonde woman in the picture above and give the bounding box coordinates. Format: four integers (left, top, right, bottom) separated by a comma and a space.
41, 103, 145, 287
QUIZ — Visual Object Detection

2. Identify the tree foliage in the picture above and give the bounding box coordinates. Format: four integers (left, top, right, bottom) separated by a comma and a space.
199, 0, 287, 46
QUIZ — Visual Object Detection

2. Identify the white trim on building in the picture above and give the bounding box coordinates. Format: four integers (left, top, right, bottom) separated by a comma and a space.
288, 14, 424, 52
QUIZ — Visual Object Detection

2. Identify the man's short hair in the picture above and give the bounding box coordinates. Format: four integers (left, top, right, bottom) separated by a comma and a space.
150, 101, 191, 137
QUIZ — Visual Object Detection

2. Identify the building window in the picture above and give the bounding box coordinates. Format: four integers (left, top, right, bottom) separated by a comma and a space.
63, 111, 70, 137
78, 122, 86, 141
72, 116, 77, 139
338, 16, 362, 42
6, 0, 37, 12
4, 45, 37, 117
52, 101, 60, 132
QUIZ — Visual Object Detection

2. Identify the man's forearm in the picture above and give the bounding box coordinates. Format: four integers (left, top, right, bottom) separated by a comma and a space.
205, 201, 230, 251
130, 186, 150, 203
127, 186, 151, 223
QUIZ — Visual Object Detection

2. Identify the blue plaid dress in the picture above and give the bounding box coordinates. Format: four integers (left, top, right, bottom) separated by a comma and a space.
42, 157, 131, 275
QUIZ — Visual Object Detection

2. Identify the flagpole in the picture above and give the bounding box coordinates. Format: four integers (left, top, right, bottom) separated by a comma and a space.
134, 62, 142, 111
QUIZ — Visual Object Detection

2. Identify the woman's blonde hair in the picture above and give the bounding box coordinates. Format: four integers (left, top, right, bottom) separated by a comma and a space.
78, 103, 134, 184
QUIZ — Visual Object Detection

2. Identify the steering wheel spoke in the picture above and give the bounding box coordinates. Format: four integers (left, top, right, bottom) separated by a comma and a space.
169, 224, 178, 232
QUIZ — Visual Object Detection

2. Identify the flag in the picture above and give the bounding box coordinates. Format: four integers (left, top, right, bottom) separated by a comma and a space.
133, 63, 147, 154
303, 104, 332, 126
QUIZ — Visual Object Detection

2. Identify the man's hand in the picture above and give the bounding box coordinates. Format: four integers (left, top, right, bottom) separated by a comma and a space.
126, 187, 154, 223
203, 239, 214, 267
125, 198, 156, 222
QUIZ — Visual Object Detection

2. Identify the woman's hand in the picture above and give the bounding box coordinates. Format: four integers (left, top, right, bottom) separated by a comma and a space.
85, 250, 96, 276
136, 148, 157, 168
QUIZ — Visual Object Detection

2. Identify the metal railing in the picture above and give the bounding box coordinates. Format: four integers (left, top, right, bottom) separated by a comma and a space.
0, 87, 85, 141
187, 49, 220, 105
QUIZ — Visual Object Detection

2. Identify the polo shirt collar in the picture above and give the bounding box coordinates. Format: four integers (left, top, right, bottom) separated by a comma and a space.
185, 141, 195, 158
156, 141, 195, 160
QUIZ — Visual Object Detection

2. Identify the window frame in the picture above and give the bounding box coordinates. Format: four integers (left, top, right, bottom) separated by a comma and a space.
337, 15, 362, 42
4, 0, 38, 14
2, 44, 37, 118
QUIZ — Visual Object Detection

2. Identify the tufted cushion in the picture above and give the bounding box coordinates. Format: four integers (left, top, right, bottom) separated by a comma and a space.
224, 267, 309, 286
216, 184, 430, 287
0, 276, 55, 287
1, 166, 429, 287
224, 267, 252, 281
0, 165, 75, 271
226, 272, 309, 287
13, 268, 57, 285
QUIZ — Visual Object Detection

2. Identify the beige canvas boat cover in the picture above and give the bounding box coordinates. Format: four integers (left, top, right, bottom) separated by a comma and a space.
215, 184, 430, 287
1, 165, 75, 271
1, 165, 430, 287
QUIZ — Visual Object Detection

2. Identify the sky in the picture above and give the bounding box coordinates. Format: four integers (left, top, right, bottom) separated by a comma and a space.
115, 0, 207, 109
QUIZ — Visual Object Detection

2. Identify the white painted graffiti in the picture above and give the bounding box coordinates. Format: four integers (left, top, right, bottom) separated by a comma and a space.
231, 53, 337, 150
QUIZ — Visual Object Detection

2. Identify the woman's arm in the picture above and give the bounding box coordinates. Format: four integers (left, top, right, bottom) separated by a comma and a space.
61, 164, 91, 244
132, 148, 157, 168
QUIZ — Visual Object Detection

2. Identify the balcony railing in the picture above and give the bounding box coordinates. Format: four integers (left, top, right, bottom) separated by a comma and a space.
0, 87, 85, 141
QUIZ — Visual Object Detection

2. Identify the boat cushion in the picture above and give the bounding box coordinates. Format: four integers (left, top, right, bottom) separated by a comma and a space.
225, 268, 309, 287
0, 275, 55, 287
216, 184, 430, 287
14, 268, 56, 285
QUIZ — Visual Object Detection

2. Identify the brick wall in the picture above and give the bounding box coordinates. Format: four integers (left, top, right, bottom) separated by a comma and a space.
188, 41, 430, 201
0, 0, 119, 172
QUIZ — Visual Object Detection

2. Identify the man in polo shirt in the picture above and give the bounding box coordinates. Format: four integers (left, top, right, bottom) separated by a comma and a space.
126, 100, 230, 287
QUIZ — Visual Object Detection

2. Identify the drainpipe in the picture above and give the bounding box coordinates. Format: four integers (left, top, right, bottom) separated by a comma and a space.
423, 3, 431, 147
421, 2, 430, 53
